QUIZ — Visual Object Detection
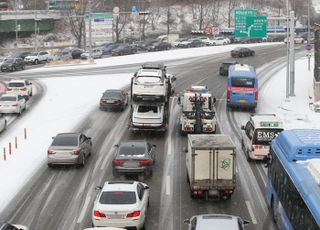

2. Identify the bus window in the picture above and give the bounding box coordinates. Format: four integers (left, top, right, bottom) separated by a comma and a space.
231, 77, 255, 88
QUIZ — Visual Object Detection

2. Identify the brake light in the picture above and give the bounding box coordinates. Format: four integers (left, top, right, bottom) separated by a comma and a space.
73, 149, 81, 155
47, 150, 54, 155
21, 87, 27, 91
253, 145, 263, 150
94, 210, 106, 217
227, 87, 231, 100
126, 210, 141, 218
12, 103, 18, 107
7, 88, 12, 91
139, 159, 150, 165
255, 90, 258, 101
113, 160, 124, 165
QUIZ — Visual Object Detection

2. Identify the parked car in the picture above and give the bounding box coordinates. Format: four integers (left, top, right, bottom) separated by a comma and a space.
210, 37, 229, 46
60, 47, 85, 59
10, 51, 31, 60
0, 222, 29, 230
47, 133, 92, 168
81, 48, 103, 59
230, 47, 255, 58
112, 140, 156, 178
7, 79, 33, 99
177, 38, 193, 48
0, 94, 26, 115
24, 51, 50, 65
187, 38, 204, 48
0, 57, 8, 68
100, 89, 128, 111
184, 214, 249, 230
134, 39, 158, 50
147, 41, 172, 51
0, 114, 7, 132
111, 44, 137, 56
198, 36, 212, 45
92, 181, 150, 229
219, 61, 239, 76
1, 58, 25, 72
173, 38, 189, 47
102, 43, 122, 55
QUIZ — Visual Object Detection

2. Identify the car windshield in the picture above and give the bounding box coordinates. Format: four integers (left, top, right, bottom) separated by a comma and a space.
8, 82, 24, 87
4, 59, 14, 63
29, 53, 38, 56
136, 76, 161, 83
0, 96, 16, 101
231, 77, 255, 88
99, 191, 136, 204
51, 135, 78, 146
103, 91, 122, 99
119, 144, 146, 155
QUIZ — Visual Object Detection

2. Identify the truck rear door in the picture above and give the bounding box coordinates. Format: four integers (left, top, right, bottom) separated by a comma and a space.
194, 150, 211, 181
216, 149, 234, 180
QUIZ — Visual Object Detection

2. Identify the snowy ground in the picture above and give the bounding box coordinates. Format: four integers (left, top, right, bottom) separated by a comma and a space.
0, 42, 316, 215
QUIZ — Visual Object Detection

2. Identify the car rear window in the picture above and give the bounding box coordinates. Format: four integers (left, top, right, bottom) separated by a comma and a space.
103, 91, 122, 98
137, 105, 158, 113
119, 145, 146, 155
8, 82, 25, 87
51, 135, 78, 146
99, 191, 136, 204
0, 96, 16, 101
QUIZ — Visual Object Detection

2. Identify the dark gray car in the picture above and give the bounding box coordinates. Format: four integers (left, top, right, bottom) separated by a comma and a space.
99, 89, 128, 111
112, 140, 156, 178
47, 133, 92, 168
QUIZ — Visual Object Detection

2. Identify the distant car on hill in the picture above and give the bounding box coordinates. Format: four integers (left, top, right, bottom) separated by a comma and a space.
230, 47, 255, 58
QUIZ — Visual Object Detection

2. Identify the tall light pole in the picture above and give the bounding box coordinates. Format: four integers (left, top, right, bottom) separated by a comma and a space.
88, 0, 92, 61
286, 0, 290, 99
14, 0, 18, 49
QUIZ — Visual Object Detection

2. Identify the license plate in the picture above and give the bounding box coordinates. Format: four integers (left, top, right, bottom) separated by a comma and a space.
144, 85, 153, 88
108, 214, 124, 219
106, 100, 114, 103
239, 99, 246, 103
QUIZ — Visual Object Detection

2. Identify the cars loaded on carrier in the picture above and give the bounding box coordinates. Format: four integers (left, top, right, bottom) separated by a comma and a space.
0, 94, 26, 115
219, 61, 239, 76
111, 44, 137, 56
112, 140, 156, 178
230, 47, 255, 58
99, 89, 128, 111
92, 181, 150, 229
184, 214, 249, 230
47, 133, 92, 168
6, 79, 33, 99
1, 58, 25, 72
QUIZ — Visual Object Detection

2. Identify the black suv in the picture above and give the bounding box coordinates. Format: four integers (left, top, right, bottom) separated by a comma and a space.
1, 58, 25, 72
219, 61, 239, 76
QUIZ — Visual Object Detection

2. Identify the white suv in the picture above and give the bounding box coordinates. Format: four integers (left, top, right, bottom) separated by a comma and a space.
6, 79, 33, 99
92, 181, 150, 229
24, 51, 50, 65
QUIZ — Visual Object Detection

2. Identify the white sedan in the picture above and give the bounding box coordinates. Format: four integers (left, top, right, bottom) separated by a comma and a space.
0, 94, 26, 115
208, 37, 229, 46
92, 181, 149, 229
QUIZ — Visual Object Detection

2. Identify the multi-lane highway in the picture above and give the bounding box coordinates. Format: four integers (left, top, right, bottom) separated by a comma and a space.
0, 44, 304, 230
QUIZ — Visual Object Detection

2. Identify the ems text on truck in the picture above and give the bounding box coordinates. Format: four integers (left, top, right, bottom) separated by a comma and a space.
186, 134, 236, 200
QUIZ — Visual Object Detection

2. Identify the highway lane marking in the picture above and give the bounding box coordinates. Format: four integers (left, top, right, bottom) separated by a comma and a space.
77, 195, 91, 224
166, 175, 171, 195
245, 200, 258, 224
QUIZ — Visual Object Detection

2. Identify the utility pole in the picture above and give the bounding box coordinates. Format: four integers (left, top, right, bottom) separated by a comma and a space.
14, 0, 18, 49
315, 24, 320, 82
285, 0, 290, 99
307, 0, 311, 71
34, 12, 38, 52
88, 0, 92, 61
289, 10, 295, 96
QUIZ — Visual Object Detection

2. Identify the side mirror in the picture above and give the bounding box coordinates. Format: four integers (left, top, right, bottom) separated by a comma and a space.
243, 220, 250, 226
213, 97, 216, 104
152, 144, 156, 148
183, 147, 188, 153
95, 186, 102, 190
144, 185, 150, 189
114, 144, 119, 148
52, 136, 55, 139
172, 76, 176, 81
87, 137, 92, 140
183, 219, 191, 225
177, 96, 181, 105
241, 125, 245, 130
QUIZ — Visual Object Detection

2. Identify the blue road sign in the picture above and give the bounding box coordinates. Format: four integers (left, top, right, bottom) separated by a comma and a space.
132, 5, 139, 13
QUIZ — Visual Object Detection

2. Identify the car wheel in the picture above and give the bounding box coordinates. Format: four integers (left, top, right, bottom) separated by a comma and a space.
35, 59, 39, 65
47, 163, 53, 168
11, 67, 16, 72
79, 155, 85, 167
18, 107, 22, 115
3, 120, 7, 130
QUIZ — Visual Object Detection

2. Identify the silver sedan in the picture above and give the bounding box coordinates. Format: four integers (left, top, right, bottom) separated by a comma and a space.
47, 133, 92, 167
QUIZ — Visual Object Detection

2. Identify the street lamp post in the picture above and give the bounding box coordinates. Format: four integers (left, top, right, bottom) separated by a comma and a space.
286, 0, 290, 99
88, 0, 92, 61
14, 0, 18, 49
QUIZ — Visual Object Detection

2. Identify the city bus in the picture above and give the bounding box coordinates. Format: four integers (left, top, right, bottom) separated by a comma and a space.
265, 129, 320, 229
227, 64, 258, 110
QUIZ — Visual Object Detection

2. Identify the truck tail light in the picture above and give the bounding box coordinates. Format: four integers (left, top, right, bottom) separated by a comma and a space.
113, 160, 124, 165
94, 210, 106, 217
126, 210, 141, 218
227, 87, 231, 100
139, 159, 150, 165
253, 145, 263, 150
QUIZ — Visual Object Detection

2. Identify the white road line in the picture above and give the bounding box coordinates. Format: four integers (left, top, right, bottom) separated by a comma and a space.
77, 195, 91, 223
245, 200, 258, 224
166, 175, 171, 195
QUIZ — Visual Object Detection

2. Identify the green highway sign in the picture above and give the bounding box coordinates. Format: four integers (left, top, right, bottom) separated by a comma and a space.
246, 16, 267, 38
234, 9, 257, 38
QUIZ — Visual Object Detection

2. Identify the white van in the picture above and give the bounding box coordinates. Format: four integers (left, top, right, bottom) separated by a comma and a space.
241, 114, 284, 161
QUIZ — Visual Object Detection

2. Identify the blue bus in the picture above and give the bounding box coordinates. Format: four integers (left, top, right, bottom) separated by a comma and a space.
227, 64, 258, 109
266, 129, 320, 229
